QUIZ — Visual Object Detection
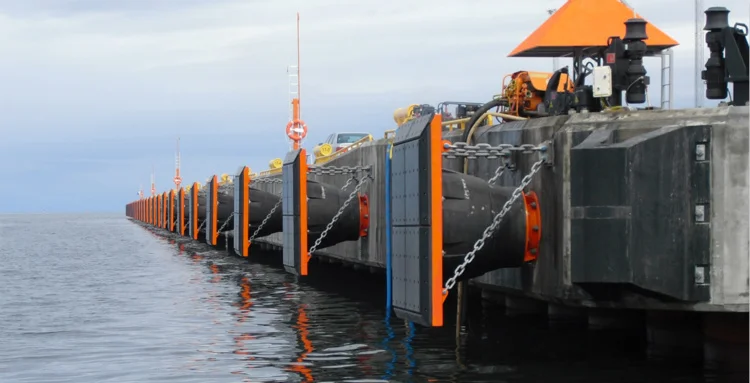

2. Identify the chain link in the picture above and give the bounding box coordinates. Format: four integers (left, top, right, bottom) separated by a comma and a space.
442, 157, 545, 294
197, 219, 206, 233
307, 165, 371, 176
217, 213, 234, 234
308, 174, 371, 256
487, 164, 506, 185
487, 150, 515, 185
340, 175, 358, 191
249, 198, 282, 242
443, 142, 544, 159
251, 178, 282, 184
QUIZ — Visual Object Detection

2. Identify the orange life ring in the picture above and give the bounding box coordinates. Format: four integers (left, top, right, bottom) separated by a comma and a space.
286, 119, 308, 141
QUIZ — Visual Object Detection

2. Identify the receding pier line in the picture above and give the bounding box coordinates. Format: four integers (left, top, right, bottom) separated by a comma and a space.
124, 2, 749, 371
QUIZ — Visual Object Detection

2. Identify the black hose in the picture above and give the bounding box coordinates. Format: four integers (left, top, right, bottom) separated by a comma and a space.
459, 98, 506, 143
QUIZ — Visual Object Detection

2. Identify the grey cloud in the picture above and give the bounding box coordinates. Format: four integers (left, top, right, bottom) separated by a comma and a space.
0, 0, 747, 212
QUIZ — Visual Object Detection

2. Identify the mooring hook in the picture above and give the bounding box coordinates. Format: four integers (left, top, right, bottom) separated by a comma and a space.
539, 141, 554, 167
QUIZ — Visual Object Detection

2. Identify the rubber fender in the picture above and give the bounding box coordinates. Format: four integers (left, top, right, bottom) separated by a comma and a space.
216, 191, 235, 233
441, 169, 533, 282
306, 179, 363, 250
249, 186, 283, 238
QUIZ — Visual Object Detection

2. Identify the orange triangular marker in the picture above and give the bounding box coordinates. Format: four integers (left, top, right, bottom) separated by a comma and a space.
509, 0, 678, 57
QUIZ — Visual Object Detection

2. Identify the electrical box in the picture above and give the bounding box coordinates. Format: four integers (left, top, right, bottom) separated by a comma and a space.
593, 66, 613, 98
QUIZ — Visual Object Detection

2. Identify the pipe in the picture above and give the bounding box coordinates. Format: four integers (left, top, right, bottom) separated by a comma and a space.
459, 98, 507, 143
385, 143, 393, 313
486, 111, 528, 121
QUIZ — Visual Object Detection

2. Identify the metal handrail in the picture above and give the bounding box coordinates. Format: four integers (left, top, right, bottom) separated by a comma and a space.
313, 135, 373, 165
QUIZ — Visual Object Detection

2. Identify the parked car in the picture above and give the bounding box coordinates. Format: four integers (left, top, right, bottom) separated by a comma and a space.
315, 132, 372, 155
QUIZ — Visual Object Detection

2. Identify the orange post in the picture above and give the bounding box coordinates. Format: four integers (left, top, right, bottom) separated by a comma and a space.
428, 114, 444, 327
300, 148, 308, 275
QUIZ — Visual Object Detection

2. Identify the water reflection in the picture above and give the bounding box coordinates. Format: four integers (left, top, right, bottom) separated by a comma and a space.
380, 312, 398, 381
403, 321, 416, 377
1, 216, 744, 383
289, 305, 315, 382
143, 227, 745, 382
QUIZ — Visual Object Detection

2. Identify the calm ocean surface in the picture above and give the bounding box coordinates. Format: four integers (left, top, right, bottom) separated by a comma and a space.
0, 214, 743, 382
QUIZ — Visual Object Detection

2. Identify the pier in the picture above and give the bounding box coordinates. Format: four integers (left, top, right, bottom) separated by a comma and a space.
125, 1, 749, 369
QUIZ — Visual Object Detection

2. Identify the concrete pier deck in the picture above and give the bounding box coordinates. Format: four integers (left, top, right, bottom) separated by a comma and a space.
241, 105, 749, 313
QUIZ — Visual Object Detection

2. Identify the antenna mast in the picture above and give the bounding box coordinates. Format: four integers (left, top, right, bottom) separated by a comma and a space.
286, 12, 307, 150
297, 12, 301, 122
174, 137, 182, 189
150, 166, 156, 196
694, 0, 704, 108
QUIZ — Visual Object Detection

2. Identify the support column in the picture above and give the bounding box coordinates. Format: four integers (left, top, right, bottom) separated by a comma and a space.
548, 303, 587, 327
645, 310, 703, 361
505, 295, 547, 317
588, 308, 645, 331
703, 312, 749, 372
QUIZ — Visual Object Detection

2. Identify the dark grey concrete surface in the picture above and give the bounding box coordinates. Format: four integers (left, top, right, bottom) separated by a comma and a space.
250, 105, 749, 312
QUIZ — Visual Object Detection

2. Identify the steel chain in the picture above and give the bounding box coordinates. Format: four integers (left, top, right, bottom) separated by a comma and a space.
251, 178, 282, 184
197, 219, 207, 233
487, 150, 514, 185
249, 198, 282, 242
442, 157, 546, 294
307, 165, 371, 176
340, 175, 357, 191
217, 213, 234, 234
443, 142, 544, 159
308, 174, 370, 255
487, 164, 506, 185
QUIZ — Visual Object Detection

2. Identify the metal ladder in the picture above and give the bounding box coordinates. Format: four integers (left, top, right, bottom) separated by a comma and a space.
174, 138, 182, 189
287, 64, 300, 150
287, 65, 299, 120
661, 49, 674, 109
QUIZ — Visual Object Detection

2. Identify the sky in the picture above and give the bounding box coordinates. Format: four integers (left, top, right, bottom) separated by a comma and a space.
0, 0, 747, 213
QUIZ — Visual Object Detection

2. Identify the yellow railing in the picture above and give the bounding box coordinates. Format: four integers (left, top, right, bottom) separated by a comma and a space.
258, 167, 282, 177
258, 157, 283, 177
313, 135, 373, 165
393, 111, 526, 134
441, 115, 496, 132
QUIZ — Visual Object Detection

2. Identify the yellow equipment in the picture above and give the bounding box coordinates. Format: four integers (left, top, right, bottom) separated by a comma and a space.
314, 143, 333, 158
220, 174, 233, 185
393, 104, 435, 127
269, 158, 282, 169
393, 104, 418, 126
501, 71, 575, 117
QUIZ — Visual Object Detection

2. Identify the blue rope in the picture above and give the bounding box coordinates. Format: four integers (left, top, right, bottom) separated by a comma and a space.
385, 143, 393, 314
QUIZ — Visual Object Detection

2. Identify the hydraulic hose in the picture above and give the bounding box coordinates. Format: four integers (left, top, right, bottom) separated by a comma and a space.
459, 98, 507, 143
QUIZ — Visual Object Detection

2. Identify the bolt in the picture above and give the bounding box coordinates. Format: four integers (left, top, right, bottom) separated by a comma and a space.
695, 204, 706, 222
530, 202, 537, 208
696, 143, 706, 161
530, 248, 538, 254
533, 225, 539, 231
